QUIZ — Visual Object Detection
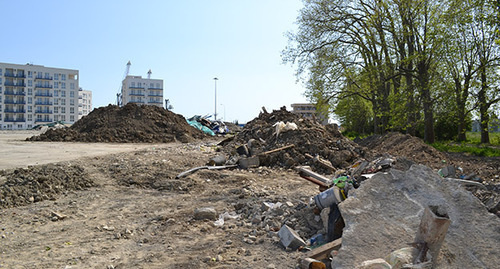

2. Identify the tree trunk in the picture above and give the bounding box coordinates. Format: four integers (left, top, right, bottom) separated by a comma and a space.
419, 62, 435, 143
479, 60, 490, 144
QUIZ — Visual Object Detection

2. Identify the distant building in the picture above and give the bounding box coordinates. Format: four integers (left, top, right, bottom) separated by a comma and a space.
78, 88, 92, 119
291, 103, 329, 125
121, 75, 163, 107
0, 62, 79, 129
472, 118, 500, 132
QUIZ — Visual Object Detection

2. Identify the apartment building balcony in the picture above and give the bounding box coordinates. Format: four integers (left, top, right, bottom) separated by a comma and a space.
35, 92, 53, 97
4, 109, 26, 113
148, 93, 163, 97
129, 100, 144, 104
4, 100, 26, 104
4, 73, 26, 78
35, 85, 53, 89
35, 119, 52, 123
148, 87, 163, 90
129, 86, 144, 89
4, 91, 26, 96
34, 101, 53, 106
35, 110, 53, 114
129, 93, 145, 96
149, 101, 163, 104
35, 76, 53, 80
4, 118, 26, 122
4, 82, 26, 87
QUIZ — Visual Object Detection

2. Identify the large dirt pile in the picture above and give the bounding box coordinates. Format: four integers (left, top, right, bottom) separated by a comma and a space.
0, 163, 94, 209
356, 132, 448, 170
222, 107, 367, 171
28, 103, 206, 143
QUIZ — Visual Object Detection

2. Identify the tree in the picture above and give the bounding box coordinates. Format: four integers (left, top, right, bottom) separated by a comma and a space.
472, 0, 500, 143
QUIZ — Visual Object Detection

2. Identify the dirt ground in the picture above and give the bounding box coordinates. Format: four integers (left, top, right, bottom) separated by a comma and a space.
0, 132, 320, 269
1, 127, 499, 268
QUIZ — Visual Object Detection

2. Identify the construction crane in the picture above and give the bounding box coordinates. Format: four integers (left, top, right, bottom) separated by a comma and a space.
147, 69, 152, 79
117, 61, 131, 106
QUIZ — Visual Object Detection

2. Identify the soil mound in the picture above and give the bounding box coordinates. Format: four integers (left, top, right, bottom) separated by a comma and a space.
357, 132, 448, 169
222, 107, 367, 171
0, 163, 94, 209
27, 103, 206, 143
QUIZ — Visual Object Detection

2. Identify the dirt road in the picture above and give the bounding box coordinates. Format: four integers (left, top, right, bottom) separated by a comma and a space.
0, 131, 161, 170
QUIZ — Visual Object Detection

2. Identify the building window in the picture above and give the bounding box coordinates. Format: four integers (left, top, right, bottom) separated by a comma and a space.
70, 83, 75, 90
61, 107, 66, 113
150, 83, 154, 88
156, 83, 160, 88
61, 90, 66, 97
54, 99, 59, 105
45, 72, 50, 79
28, 114, 32, 121
28, 97, 32, 104
131, 82, 135, 87
61, 82, 66, 89
70, 115, 74, 122
28, 80, 32, 87
61, 99, 66, 105
70, 99, 75, 106
28, 106, 32, 112
0, 68, 2, 76
54, 107, 58, 113
70, 107, 74, 113
27, 71, 32, 78
70, 91, 75, 98
61, 74, 66, 81
54, 90, 59, 97
54, 73, 58, 80
54, 82, 59, 89
0, 87, 2, 93
138, 82, 142, 88
61, 115, 66, 121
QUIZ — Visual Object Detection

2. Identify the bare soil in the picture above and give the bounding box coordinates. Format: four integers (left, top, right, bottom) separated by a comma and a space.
1, 106, 499, 268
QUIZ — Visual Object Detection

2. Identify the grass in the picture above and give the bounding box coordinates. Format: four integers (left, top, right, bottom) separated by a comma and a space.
431, 142, 500, 157
466, 131, 500, 146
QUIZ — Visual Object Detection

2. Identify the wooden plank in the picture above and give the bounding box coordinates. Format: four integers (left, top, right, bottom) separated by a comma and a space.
259, 144, 295, 155
306, 238, 342, 260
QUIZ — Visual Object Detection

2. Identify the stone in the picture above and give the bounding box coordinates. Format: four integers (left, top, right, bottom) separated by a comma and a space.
356, 258, 392, 269
277, 224, 306, 250
194, 207, 217, 220
331, 165, 500, 269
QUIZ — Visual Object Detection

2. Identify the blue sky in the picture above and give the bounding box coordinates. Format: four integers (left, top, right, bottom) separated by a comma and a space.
1, 0, 307, 123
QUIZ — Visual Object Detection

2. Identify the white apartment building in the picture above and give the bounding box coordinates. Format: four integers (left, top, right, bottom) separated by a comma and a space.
291, 103, 329, 125
121, 75, 163, 107
0, 62, 79, 129
78, 88, 92, 119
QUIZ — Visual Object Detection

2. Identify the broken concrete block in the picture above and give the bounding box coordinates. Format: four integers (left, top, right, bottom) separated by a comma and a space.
356, 258, 392, 269
238, 156, 260, 169
331, 165, 500, 269
194, 207, 217, 220
278, 224, 306, 250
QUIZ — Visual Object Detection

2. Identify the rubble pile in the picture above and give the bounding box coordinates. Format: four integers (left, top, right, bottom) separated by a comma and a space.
221, 107, 367, 171
0, 163, 94, 209
27, 103, 206, 143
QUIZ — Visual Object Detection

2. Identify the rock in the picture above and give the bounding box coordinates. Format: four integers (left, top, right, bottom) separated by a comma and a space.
331, 165, 500, 269
356, 258, 392, 269
194, 207, 217, 220
278, 224, 306, 250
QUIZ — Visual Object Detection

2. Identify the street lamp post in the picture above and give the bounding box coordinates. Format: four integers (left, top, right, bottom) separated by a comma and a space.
213, 77, 218, 121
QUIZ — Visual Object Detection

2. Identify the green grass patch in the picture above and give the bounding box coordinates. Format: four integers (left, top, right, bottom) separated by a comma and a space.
466, 132, 500, 146
431, 141, 500, 157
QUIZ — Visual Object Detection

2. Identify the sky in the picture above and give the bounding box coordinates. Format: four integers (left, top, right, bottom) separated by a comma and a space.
1, 0, 308, 123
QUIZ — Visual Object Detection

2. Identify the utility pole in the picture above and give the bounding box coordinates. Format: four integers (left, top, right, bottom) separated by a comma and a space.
213, 77, 218, 121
